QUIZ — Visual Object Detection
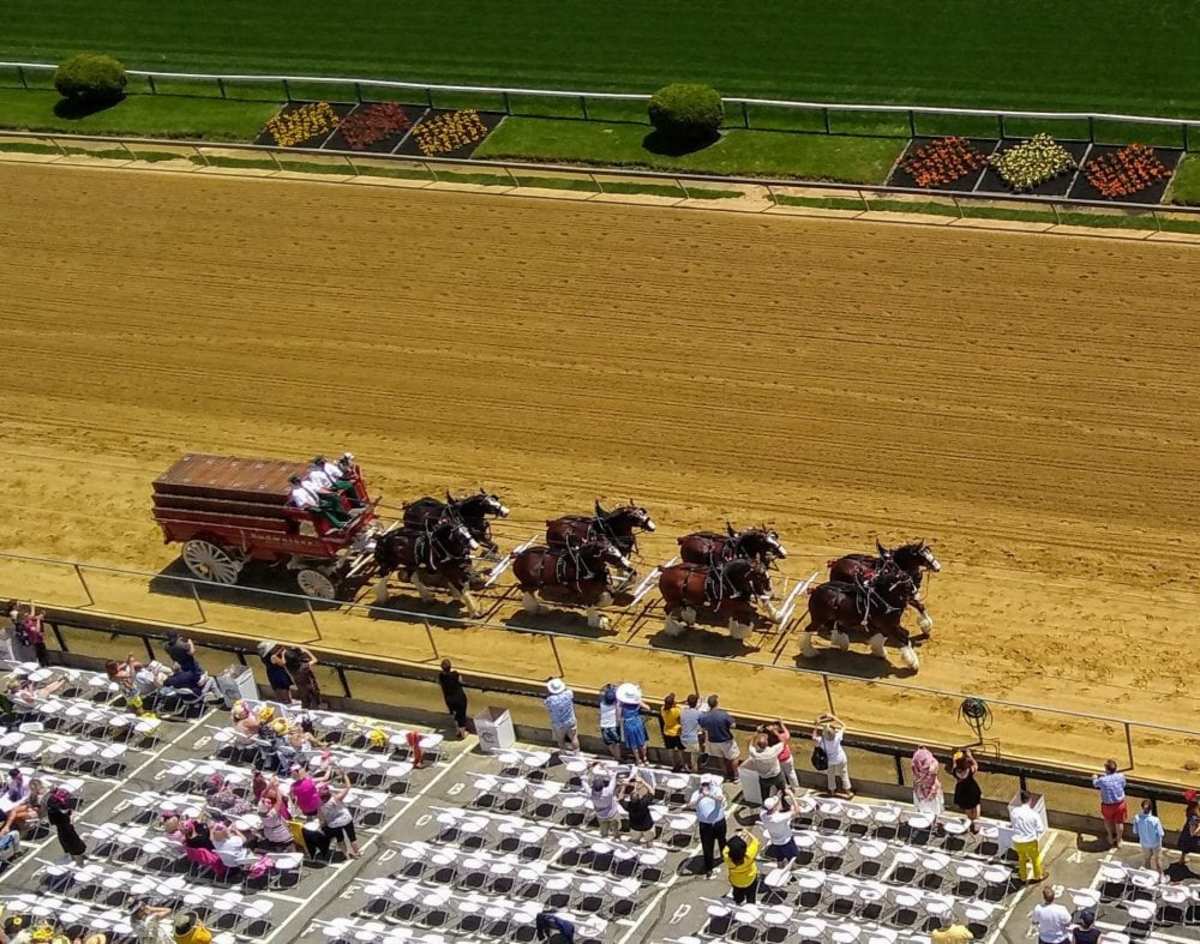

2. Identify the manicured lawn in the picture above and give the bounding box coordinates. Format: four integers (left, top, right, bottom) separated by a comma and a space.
473, 117, 904, 183
2, 0, 1200, 116
0, 88, 278, 140
1168, 154, 1200, 204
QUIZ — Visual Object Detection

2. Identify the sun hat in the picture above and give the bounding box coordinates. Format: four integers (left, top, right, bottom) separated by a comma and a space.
256, 641, 277, 659
615, 682, 642, 704
546, 678, 566, 695
174, 913, 197, 934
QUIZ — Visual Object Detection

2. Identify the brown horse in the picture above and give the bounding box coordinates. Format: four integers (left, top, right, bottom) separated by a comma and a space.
827, 540, 939, 633
512, 538, 633, 630
678, 522, 787, 568
372, 518, 481, 616
546, 500, 655, 558
403, 490, 509, 557
803, 569, 922, 670
658, 558, 775, 640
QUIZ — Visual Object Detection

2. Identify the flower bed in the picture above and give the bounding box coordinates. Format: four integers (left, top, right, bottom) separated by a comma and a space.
264, 101, 340, 148
899, 136, 989, 188
410, 109, 489, 157
989, 133, 1077, 192
337, 102, 411, 150
1083, 143, 1171, 198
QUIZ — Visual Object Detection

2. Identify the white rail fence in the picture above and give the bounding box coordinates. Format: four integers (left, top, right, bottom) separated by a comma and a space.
2, 59, 1199, 147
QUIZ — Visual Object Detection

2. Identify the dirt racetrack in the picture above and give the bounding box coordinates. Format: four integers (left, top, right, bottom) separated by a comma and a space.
2, 161, 1200, 783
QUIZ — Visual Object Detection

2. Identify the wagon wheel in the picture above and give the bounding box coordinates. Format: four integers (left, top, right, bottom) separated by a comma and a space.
296, 569, 337, 600
182, 539, 243, 585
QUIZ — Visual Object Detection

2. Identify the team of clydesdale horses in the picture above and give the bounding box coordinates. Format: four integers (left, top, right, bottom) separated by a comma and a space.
372, 490, 940, 670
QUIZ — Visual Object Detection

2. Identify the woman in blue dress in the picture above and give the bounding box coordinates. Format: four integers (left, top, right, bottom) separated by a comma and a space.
617, 682, 651, 766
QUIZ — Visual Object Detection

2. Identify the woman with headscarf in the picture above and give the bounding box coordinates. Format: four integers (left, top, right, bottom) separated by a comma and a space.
46, 788, 86, 865
597, 684, 622, 760
911, 746, 945, 816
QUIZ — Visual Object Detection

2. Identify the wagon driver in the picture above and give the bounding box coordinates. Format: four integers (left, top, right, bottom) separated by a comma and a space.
289, 474, 350, 530
310, 454, 365, 508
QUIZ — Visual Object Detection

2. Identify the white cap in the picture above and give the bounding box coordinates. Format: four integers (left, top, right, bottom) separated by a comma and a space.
546, 678, 566, 695
763, 796, 780, 812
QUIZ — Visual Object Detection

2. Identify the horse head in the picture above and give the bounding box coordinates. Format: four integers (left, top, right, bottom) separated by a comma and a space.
611, 504, 655, 534
579, 539, 633, 577
738, 527, 787, 562
725, 558, 772, 600
458, 489, 509, 520
433, 517, 479, 561
893, 540, 941, 575
876, 538, 892, 560
594, 498, 607, 519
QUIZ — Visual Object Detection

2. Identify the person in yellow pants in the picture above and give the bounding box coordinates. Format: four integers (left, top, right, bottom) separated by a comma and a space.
1010, 790, 1047, 881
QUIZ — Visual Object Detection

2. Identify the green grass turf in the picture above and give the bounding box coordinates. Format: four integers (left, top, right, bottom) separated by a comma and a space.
473, 117, 904, 183
0, 87, 277, 140
1168, 154, 1200, 204
2, 0, 1200, 116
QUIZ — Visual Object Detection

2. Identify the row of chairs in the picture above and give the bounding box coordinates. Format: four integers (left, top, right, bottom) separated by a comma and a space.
0, 723, 128, 776
387, 840, 642, 918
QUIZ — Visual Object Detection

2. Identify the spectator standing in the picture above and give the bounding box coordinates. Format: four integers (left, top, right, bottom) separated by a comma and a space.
9, 603, 47, 666
1180, 791, 1200, 870
598, 684, 622, 761
1072, 910, 1100, 944
747, 731, 788, 803
951, 749, 982, 832
1031, 886, 1072, 944
534, 911, 575, 944
812, 714, 852, 797
622, 772, 656, 844
1092, 759, 1127, 848
1132, 799, 1164, 877
759, 795, 799, 865
660, 692, 686, 771
284, 646, 322, 709
589, 765, 622, 838
0, 606, 17, 665
318, 773, 361, 858
544, 678, 579, 751
689, 775, 728, 876
1010, 790, 1046, 883
46, 788, 86, 865
257, 642, 293, 702
912, 746, 945, 816
616, 683, 650, 766
768, 721, 799, 792
437, 659, 471, 739
679, 693, 704, 773
290, 765, 325, 817
723, 829, 761, 904
931, 916, 974, 944
697, 695, 739, 781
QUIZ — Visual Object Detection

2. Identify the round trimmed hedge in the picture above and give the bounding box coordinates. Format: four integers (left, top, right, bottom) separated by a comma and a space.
648, 83, 723, 146
54, 53, 127, 106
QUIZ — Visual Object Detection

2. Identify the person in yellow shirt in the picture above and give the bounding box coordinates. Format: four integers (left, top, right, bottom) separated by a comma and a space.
722, 828, 761, 903
172, 914, 212, 944
931, 916, 974, 944
660, 692, 685, 772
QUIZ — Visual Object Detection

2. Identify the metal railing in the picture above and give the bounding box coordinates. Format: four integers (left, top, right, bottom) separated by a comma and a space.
2, 60, 1198, 148
3, 129, 1200, 229
2, 547, 1198, 785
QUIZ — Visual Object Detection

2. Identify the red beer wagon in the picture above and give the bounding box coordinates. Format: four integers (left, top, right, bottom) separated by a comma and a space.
151, 453, 380, 599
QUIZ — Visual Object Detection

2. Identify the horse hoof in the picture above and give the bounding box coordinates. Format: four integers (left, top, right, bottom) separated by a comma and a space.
868, 633, 887, 658
680, 607, 697, 625
372, 578, 389, 605
728, 620, 751, 641
663, 616, 686, 637
800, 633, 819, 658
521, 592, 542, 614
900, 645, 920, 670
834, 631, 851, 651
919, 614, 934, 634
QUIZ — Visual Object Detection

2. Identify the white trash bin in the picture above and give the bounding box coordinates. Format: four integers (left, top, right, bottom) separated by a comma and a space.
215, 665, 258, 708
475, 706, 515, 752
739, 764, 763, 806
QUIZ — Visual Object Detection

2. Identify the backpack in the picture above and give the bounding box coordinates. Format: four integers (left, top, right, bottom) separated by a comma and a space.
811, 744, 829, 771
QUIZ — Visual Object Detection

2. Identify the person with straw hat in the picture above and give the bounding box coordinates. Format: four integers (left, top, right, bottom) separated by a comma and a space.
172, 912, 212, 944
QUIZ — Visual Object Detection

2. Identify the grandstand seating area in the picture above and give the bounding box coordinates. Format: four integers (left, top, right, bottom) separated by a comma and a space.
5, 656, 1200, 944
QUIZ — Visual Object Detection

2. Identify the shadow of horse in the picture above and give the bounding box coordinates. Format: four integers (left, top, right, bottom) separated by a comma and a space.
500, 610, 617, 640
644, 626, 760, 659
792, 642, 919, 680
369, 592, 476, 626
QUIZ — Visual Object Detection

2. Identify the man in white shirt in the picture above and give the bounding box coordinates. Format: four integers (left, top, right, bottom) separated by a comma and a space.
1031, 886, 1072, 944
288, 474, 349, 529
312, 455, 362, 504
759, 795, 799, 864
289, 475, 319, 510
1009, 790, 1046, 882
